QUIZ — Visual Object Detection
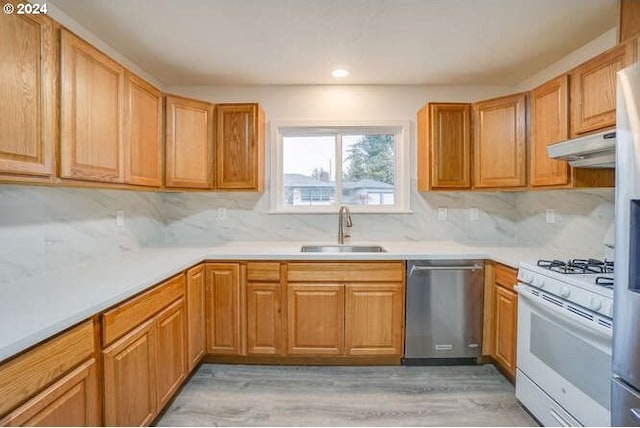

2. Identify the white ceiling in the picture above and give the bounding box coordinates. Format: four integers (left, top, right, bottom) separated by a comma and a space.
51, 0, 618, 86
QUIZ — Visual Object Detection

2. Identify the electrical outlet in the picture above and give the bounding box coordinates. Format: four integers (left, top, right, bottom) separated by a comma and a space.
116, 210, 125, 227
438, 207, 448, 221
546, 209, 555, 224
217, 207, 227, 220
470, 207, 479, 221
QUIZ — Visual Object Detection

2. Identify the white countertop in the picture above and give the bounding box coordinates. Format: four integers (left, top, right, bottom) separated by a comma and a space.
0, 241, 574, 363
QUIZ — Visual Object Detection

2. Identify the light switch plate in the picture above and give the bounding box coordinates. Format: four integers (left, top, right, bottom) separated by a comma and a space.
115, 210, 125, 227
217, 207, 227, 220
470, 208, 479, 221
546, 209, 555, 224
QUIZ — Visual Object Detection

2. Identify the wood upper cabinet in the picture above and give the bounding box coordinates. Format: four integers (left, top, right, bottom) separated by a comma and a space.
124, 72, 162, 187
103, 318, 157, 427
473, 93, 527, 189
155, 299, 187, 410
186, 264, 205, 371
344, 283, 404, 356
215, 103, 265, 191
417, 103, 471, 190
246, 282, 283, 356
204, 263, 243, 355
0, 7, 56, 178
620, 0, 640, 43
530, 75, 570, 187
165, 95, 214, 189
287, 283, 344, 356
570, 42, 635, 137
60, 29, 125, 183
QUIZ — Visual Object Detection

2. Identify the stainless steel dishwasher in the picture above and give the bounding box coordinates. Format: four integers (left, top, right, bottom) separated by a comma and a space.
404, 260, 484, 365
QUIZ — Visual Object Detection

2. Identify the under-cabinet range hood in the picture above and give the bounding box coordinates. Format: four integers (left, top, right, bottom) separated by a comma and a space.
547, 130, 616, 168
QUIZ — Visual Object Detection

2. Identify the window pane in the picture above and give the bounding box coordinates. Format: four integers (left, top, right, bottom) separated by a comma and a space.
342, 134, 395, 206
283, 136, 336, 207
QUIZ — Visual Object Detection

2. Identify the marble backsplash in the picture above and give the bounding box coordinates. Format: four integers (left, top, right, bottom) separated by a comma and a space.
0, 185, 164, 284
0, 184, 614, 284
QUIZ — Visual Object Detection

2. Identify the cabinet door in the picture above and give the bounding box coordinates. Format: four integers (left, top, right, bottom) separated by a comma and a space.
103, 318, 157, 427
186, 265, 205, 371
155, 299, 187, 410
0, 358, 99, 427
246, 282, 282, 356
494, 285, 517, 379
215, 104, 264, 191
287, 284, 344, 356
165, 95, 214, 189
0, 8, 55, 178
60, 29, 125, 183
124, 72, 162, 187
473, 93, 527, 188
417, 103, 471, 190
205, 263, 242, 355
344, 283, 404, 356
530, 75, 570, 187
570, 42, 635, 136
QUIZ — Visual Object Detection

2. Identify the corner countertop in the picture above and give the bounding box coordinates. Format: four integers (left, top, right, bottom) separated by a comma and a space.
0, 241, 579, 363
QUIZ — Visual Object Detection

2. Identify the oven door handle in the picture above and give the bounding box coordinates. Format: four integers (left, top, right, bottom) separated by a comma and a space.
516, 284, 612, 340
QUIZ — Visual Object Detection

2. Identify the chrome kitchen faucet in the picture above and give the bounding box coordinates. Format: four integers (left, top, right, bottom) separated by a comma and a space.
338, 205, 352, 244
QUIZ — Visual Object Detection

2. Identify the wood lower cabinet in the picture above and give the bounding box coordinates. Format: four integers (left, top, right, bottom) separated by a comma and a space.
417, 103, 471, 190
101, 274, 187, 426
0, 6, 56, 179
103, 319, 157, 427
60, 29, 125, 183
287, 283, 345, 356
0, 320, 99, 426
484, 262, 518, 381
155, 299, 187, 410
124, 72, 162, 187
344, 283, 404, 356
1, 358, 99, 427
164, 95, 214, 189
204, 263, 243, 355
246, 282, 283, 356
570, 41, 635, 137
215, 103, 265, 191
186, 264, 205, 371
473, 93, 527, 189
494, 285, 517, 380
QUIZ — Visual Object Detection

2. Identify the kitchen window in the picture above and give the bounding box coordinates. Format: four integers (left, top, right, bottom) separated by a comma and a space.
271, 122, 410, 213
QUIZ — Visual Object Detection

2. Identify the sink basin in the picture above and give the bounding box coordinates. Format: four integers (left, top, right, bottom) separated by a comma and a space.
300, 245, 387, 253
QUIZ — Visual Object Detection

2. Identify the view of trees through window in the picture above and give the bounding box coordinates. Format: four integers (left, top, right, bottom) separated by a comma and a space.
282, 132, 395, 208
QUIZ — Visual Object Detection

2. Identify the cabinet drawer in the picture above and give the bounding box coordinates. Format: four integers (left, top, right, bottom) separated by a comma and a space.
0, 320, 95, 417
495, 264, 518, 291
102, 274, 185, 346
246, 262, 280, 282
288, 262, 404, 283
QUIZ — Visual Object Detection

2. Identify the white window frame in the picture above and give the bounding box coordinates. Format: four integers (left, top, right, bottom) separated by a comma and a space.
270, 121, 411, 214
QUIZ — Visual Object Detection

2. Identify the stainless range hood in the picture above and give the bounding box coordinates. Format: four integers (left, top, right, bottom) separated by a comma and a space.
546, 130, 616, 168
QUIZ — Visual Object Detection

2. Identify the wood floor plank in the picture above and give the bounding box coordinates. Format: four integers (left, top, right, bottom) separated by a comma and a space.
156, 364, 538, 427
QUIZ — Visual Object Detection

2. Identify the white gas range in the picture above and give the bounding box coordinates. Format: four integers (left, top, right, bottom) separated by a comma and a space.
515, 258, 614, 427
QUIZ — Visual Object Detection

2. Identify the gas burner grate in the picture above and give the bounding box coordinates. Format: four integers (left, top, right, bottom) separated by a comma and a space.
537, 258, 614, 275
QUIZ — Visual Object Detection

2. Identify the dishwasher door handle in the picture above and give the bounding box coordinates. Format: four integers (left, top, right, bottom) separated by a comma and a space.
409, 264, 483, 276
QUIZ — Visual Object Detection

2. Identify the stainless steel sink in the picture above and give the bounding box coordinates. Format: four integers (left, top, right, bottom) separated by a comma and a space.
300, 245, 387, 253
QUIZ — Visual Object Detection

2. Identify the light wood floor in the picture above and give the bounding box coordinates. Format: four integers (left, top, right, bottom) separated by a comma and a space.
156, 364, 538, 427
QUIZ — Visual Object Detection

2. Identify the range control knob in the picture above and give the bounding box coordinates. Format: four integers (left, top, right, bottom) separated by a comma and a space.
589, 296, 602, 311
534, 278, 545, 289
560, 286, 570, 298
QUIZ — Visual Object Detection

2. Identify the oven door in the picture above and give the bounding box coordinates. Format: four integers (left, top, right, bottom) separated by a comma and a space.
516, 284, 612, 427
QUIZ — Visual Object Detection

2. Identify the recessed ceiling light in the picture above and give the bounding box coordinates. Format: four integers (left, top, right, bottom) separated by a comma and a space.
332, 68, 349, 78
